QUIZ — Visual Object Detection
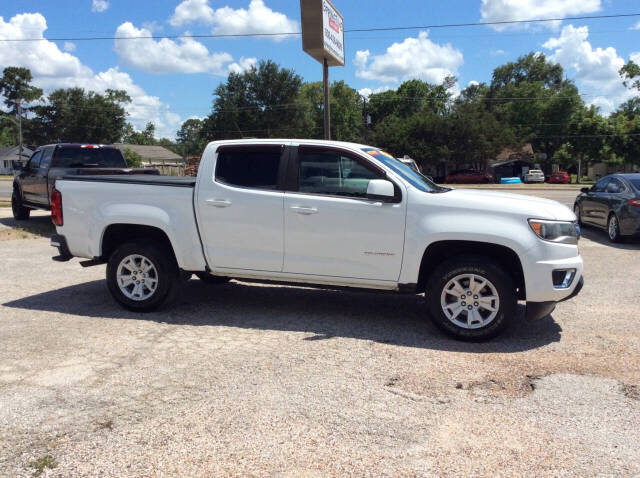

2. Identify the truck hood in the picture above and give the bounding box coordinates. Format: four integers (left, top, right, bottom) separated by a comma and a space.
439, 188, 576, 221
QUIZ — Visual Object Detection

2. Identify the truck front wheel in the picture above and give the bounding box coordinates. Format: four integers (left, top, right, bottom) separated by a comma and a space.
426, 256, 517, 341
106, 242, 178, 312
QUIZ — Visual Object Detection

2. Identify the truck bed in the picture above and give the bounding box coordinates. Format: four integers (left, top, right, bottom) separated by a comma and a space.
60, 174, 196, 187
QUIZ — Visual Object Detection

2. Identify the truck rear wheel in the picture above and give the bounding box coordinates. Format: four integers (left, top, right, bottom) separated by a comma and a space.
426, 256, 516, 341
106, 242, 178, 312
11, 189, 30, 220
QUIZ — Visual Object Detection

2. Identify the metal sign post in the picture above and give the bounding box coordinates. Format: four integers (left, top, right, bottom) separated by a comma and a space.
300, 0, 345, 141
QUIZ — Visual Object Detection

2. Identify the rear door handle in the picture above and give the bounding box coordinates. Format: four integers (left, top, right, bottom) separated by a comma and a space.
290, 206, 318, 215
206, 199, 232, 208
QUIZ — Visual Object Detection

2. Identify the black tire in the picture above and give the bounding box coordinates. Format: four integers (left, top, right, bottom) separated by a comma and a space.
195, 272, 230, 284
426, 256, 517, 341
106, 241, 178, 312
607, 213, 621, 243
11, 188, 30, 220
573, 203, 582, 227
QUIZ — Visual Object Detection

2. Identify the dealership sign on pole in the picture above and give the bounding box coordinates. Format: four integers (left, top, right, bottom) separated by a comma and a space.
300, 0, 345, 139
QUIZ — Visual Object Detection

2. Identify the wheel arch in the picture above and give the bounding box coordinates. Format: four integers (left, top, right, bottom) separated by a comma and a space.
100, 224, 178, 267
417, 240, 526, 300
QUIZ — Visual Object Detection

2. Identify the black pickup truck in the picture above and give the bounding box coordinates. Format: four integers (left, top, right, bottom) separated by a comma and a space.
11, 143, 158, 220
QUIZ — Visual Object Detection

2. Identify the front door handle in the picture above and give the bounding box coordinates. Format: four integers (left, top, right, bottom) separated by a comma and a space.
206, 199, 232, 208
290, 206, 318, 215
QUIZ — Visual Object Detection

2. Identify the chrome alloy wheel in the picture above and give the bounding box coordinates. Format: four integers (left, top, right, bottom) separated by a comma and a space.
440, 273, 500, 329
608, 215, 618, 241
116, 254, 158, 301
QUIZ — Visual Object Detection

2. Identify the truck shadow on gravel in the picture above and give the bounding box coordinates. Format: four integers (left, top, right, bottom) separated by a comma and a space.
3, 279, 562, 353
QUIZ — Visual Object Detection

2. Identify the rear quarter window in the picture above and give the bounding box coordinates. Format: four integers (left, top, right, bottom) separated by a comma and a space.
215, 146, 282, 189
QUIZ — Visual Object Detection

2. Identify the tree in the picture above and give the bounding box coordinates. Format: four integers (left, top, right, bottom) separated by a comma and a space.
29, 88, 130, 144
176, 118, 205, 156
0, 67, 43, 115
488, 53, 584, 164
620, 60, 640, 92
122, 147, 143, 167
122, 122, 156, 145
298, 80, 364, 142
201, 60, 305, 140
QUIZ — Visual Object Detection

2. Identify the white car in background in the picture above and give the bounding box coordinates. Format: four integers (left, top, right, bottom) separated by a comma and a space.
525, 169, 545, 183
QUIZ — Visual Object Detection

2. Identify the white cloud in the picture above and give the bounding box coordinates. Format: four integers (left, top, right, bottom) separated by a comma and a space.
357, 86, 393, 98
115, 22, 254, 75
354, 31, 463, 85
0, 13, 181, 137
631, 52, 640, 64
169, 0, 215, 27
91, 0, 109, 13
169, 0, 298, 41
632, 21, 640, 31
490, 49, 506, 56
542, 24, 634, 113
468, 80, 480, 87
63, 41, 76, 52
480, 0, 601, 31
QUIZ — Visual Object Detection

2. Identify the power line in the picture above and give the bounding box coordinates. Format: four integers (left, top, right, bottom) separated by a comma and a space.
1, 12, 639, 42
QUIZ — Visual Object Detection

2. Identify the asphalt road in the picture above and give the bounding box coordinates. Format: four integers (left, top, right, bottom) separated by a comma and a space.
1, 195, 637, 477
0, 179, 11, 201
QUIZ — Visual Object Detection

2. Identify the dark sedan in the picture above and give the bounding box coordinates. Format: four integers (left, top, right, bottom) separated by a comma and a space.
574, 173, 640, 242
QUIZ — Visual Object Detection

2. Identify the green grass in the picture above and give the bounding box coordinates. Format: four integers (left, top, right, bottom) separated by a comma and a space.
0, 201, 10, 207
29, 454, 57, 476
0, 174, 14, 179
570, 174, 595, 185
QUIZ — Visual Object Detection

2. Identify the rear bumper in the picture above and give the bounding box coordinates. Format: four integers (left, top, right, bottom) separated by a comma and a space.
51, 234, 73, 262
526, 276, 584, 321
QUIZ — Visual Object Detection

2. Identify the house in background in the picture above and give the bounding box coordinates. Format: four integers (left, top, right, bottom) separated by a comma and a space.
488, 144, 537, 182
0, 146, 33, 174
587, 162, 640, 181
114, 143, 185, 176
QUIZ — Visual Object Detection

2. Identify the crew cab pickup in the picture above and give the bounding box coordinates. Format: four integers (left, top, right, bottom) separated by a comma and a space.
12, 143, 157, 220
50, 140, 584, 341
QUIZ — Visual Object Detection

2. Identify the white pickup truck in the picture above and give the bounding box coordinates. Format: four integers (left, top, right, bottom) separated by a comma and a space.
50, 139, 583, 341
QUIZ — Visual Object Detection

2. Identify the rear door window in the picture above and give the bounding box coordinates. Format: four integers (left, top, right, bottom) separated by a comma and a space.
39, 147, 54, 170
51, 147, 127, 168
215, 146, 282, 190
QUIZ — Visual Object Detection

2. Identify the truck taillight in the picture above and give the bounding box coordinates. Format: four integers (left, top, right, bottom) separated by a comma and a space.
629, 198, 640, 208
51, 188, 63, 226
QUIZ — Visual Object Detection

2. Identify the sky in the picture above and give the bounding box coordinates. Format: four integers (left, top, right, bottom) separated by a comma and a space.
1, 0, 639, 138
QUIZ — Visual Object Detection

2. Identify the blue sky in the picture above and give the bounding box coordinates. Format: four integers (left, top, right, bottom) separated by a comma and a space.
1, 0, 639, 137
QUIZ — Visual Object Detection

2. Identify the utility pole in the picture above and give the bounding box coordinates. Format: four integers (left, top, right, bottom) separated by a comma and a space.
323, 58, 330, 140
17, 98, 23, 162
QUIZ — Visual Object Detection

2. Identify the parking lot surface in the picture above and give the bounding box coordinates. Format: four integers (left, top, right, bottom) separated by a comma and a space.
0, 201, 639, 477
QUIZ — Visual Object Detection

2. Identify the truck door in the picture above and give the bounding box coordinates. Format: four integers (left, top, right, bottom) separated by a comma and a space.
195, 144, 287, 272
282, 146, 406, 281
34, 146, 54, 205
19, 150, 43, 202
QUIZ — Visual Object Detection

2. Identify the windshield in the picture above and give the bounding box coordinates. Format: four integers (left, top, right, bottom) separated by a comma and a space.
51, 147, 127, 168
361, 147, 447, 193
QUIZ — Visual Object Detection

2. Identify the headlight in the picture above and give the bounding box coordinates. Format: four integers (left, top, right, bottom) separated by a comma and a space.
528, 219, 579, 245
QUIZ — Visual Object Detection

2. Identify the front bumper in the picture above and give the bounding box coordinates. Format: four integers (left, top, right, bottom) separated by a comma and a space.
525, 276, 584, 321
51, 234, 72, 262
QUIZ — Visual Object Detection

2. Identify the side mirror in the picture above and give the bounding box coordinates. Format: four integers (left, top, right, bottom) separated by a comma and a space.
366, 179, 396, 201
580, 187, 590, 193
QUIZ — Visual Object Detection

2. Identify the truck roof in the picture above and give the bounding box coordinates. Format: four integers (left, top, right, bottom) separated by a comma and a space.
206, 138, 374, 151
38, 143, 120, 149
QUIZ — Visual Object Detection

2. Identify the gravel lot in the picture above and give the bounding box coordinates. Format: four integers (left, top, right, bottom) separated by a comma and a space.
0, 206, 639, 477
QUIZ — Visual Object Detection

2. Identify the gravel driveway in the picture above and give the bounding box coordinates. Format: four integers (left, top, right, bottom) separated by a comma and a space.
0, 215, 639, 476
